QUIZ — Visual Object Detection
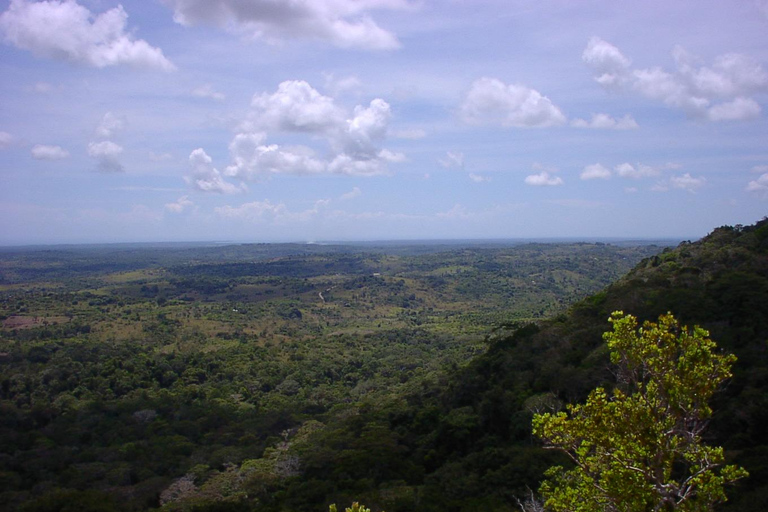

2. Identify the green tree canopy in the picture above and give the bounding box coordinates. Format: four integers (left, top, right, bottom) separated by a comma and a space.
533, 312, 747, 512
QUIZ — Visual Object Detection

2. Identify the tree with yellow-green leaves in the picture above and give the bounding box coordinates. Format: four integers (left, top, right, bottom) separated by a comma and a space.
533, 312, 747, 512
329, 503, 376, 512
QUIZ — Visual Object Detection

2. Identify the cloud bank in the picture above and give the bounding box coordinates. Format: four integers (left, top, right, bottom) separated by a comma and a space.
189, 80, 404, 192
583, 37, 768, 121
163, 0, 409, 50
0, 0, 175, 71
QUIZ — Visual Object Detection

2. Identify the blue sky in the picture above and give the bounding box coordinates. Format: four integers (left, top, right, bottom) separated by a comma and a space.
1, 0, 767, 244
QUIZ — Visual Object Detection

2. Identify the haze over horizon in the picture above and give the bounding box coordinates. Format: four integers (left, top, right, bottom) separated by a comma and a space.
1, 0, 767, 245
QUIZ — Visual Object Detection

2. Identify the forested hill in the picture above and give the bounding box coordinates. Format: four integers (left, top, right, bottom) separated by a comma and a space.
426, 218, 768, 511
1, 221, 766, 512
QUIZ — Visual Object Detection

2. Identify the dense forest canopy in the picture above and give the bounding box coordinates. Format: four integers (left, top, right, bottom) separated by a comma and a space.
1, 219, 767, 511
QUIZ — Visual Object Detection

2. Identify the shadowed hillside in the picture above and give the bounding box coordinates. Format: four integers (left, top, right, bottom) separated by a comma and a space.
426, 218, 768, 511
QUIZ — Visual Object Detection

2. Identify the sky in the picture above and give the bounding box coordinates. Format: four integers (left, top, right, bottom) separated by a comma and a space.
0, 0, 767, 245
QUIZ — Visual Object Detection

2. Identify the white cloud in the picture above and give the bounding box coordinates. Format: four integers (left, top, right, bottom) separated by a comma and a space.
163, 0, 408, 50
582, 36, 631, 89
706, 97, 761, 121
460, 77, 566, 128
614, 162, 661, 179
338, 99, 392, 157
525, 171, 563, 186
326, 153, 392, 176
0, 131, 13, 149
746, 173, 768, 194
669, 173, 706, 193
191, 84, 226, 101
96, 112, 126, 139
378, 149, 406, 162
225, 136, 327, 178
469, 173, 491, 183
580, 163, 611, 180
584, 37, 768, 121
249, 80, 345, 133
165, 195, 194, 213
340, 187, 362, 200
31, 144, 69, 160
88, 140, 124, 172
186, 148, 244, 194
751, 165, 768, 174
570, 113, 638, 130
196, 80, 403, 187
0, 0, 175, 71
439, 151, 464, 169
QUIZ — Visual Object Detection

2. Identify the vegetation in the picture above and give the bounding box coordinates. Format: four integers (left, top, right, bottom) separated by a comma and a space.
0, 241, 661, 511
533, 312, 747, 511
1, 218, 767, 511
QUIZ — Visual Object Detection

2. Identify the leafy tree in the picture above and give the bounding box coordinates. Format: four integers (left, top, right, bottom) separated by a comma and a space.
533, 312, 748, 512
329, 503, 375, 512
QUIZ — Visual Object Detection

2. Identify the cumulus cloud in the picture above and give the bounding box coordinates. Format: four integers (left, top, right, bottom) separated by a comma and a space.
580, 163, 611, 180
191, 84, 225, 101
524, 171, 563, 186
614, 162, 662, 179
439, 151, 464, 169
326, 152, 392, 176
571, 113, 638, 130
186, 148, 244, 194
248, 80, 345, 133
706, 97, 761, 121
653, 173, 707, 193
163, 0, 408, 50
746, 173, 768, 194
88, 140, 124, 173
226, 135, 327, 178
582, 37, 632, 89
751, 164, 768, 174
165, 195, 194, 213
340, 187, 362, 200
0, 131, 13, 149
460, 78, 566, 128
31, 144, 69, 160
583, 37, 768, 121
96, 112, 126, 138
469, 173, 491, 183
0, 0, 175, 71
192, 80, 403, 189
669, 173, 706, 192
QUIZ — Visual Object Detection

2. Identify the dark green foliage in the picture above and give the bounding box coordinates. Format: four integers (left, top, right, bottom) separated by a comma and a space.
3, 219, 767, 511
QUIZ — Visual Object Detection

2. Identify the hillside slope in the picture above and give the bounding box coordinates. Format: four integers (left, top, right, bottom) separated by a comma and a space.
428, 218, 768, 511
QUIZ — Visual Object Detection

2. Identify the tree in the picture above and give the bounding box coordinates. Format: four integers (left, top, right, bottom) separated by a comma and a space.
532, 312, 747, 512
329, 503, 375, 512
